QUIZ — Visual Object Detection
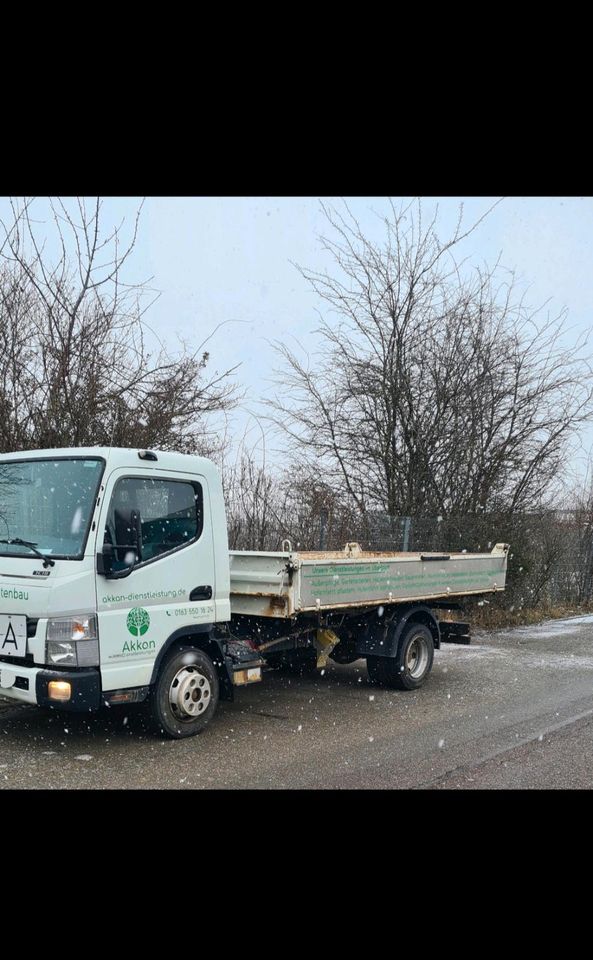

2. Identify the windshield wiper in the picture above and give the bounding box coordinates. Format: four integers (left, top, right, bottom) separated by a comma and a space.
0, 538, 56, 567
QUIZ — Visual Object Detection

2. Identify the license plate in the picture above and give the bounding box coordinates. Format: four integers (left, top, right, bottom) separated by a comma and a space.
0, 615, 27, 658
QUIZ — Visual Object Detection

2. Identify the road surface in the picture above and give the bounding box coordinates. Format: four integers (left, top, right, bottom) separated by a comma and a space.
2, 614, 593, 788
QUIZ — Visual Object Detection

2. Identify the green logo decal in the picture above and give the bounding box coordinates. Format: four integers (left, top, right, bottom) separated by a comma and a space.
127, 607, 150, 637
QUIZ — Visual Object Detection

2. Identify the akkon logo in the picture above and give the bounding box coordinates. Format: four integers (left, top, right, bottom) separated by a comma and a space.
122, 607, 155, 654
126, 607, 151, 637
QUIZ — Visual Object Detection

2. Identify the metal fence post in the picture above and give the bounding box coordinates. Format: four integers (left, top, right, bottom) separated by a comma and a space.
402, 516, 411, 552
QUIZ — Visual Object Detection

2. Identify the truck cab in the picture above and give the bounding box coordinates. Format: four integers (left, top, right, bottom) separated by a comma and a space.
0, 447, 251, 738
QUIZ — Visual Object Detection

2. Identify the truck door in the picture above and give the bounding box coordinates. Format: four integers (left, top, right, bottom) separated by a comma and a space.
96, 468, 216, 694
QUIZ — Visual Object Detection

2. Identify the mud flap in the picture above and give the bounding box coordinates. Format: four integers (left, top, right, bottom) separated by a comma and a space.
315, 628, 341, 667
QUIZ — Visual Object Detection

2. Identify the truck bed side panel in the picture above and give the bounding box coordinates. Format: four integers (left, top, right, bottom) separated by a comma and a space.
229, 547, 508, 618
298, 554, 506, 610
229, 551, 295, 617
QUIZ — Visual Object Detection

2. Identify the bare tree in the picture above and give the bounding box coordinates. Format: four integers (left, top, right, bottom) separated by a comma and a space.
267, 199, 593, 518
223, 451, 280, 551
222, 439, 365, 552
0, 197, 238, 455
557, 474, 593, 603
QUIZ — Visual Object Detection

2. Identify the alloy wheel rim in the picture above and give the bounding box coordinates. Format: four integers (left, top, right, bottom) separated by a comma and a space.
169, 665, 211, 722
405, 635, 429, 679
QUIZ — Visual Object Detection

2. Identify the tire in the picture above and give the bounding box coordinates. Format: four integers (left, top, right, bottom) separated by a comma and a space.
367, 623, 434, 690
149, 647, 220, 739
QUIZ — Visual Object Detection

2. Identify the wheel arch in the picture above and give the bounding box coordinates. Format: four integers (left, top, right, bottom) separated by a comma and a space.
150, 624, 234, 701
355, 603, 441, 658
397, 608, 440, 651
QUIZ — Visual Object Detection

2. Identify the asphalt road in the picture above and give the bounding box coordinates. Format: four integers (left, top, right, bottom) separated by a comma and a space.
2, 613, 593, 789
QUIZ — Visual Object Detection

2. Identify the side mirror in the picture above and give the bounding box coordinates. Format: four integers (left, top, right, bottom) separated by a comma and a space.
96, 505, 142, 580
97, 543, 137, 579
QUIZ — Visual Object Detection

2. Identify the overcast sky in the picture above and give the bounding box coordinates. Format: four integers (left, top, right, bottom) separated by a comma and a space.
2, 196, 592, 477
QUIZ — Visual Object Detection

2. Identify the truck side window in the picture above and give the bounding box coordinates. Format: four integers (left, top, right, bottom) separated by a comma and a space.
104, 477, 203, 564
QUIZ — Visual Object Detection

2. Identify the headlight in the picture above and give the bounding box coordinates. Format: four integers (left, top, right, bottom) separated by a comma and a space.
46, 614, 99, 666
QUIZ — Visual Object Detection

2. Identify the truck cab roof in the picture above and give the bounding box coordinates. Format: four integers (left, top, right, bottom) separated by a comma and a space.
0, 447, 218, 478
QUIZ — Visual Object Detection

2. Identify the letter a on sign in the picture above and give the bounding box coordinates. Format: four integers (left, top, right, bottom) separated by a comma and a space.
2, 622, 18, 650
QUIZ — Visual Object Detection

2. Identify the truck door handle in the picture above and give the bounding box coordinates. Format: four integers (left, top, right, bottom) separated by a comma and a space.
190, 585, 212, 601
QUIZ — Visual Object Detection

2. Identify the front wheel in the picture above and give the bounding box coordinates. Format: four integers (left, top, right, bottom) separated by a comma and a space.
150, 647, 220, 739
367, 623, 434, 690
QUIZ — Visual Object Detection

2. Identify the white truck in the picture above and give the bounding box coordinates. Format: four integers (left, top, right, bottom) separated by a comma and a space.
0, 448, 508, 738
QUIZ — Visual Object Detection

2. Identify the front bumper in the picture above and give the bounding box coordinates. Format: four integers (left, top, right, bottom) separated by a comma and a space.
0, 663, 102, 712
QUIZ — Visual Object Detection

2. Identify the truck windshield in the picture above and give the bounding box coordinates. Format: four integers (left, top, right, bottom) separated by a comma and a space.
0, 458, 104, 561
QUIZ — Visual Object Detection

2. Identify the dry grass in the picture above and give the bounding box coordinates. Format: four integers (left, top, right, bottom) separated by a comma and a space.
468, 600, 593, 630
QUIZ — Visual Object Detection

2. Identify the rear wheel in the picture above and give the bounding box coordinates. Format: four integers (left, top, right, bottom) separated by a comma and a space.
367, 623, 434, 690
150, 647, 219, 739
